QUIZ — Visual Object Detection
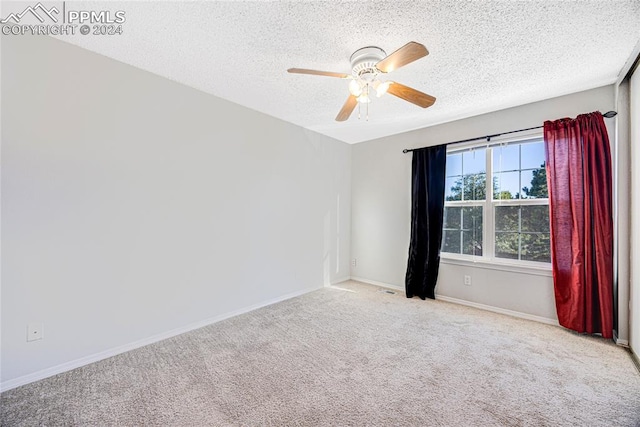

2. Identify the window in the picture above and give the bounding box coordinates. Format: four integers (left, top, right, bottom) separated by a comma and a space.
442, 137, 550, 265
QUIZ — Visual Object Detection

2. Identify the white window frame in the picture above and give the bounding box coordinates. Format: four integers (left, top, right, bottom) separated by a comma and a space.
441, 131, 552, 275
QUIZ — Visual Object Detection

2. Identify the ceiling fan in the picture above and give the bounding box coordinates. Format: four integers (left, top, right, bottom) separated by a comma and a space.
288, 41, 436, 122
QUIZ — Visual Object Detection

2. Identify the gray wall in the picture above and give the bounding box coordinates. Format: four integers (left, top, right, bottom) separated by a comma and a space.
615, 79, 631, 345
1, 35, 351, 387
351, 85, 616, 322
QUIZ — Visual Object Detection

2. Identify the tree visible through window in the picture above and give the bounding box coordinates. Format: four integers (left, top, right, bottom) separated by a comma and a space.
441, 139, 550, 264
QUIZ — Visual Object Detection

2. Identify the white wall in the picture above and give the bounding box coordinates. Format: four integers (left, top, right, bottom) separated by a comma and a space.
351, 85, 615, 322
630, 67, 640, 355
1, 35, 351, 387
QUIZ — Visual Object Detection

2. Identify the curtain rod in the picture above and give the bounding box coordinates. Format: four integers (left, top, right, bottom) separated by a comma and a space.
402, 110, 618, 154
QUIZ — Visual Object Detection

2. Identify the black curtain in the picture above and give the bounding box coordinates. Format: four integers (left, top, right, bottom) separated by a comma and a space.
405, 145, 447, 300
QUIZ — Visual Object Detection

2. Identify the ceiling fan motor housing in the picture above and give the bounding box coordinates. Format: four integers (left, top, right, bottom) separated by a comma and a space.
350, 46, 386, 80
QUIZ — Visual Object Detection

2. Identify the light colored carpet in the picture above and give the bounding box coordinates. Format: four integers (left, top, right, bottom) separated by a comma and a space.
2, 280, 639, 426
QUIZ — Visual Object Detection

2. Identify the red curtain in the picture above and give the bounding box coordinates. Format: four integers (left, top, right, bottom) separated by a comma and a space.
544, 112, 613, 339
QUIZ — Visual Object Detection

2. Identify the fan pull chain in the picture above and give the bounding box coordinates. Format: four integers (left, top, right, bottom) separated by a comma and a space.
366, 84, 369, 121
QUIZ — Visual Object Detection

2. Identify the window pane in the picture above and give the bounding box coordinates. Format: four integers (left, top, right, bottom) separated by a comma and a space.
446, 153, 462, 177
521, 205, 549, 233
494, 171, 520, 199
462, 206, 483, 230
462, 206, 483, 256
463, 173, 486, 201
521, 168, 548, 199
495, 232, 519, 260
521, 233, 551, 262
462, 149, 486, 175
443, 207, 461, 229
521, 142, 545, 170
463, 231, 483, 256
495, 206, 519, 232
443, 142, 550, 264
445, 176, 462, 201
493, 144, 519, 172
442, 230, 461, 254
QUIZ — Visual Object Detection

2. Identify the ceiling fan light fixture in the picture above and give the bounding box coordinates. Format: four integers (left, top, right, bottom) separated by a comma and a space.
357, 93, 371, 104
375, 81, 391, 97
349, 79, 363, 96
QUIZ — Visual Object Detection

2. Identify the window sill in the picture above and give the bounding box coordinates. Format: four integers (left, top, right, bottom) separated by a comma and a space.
440, 254, 552, 277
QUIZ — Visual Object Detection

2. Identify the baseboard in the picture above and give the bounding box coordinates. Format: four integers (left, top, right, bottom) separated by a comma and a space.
330, 276, 351, 285
0, 284, 321, 393
435, 295, 560, 326
350, 277, 559, 325
350, 276, 405, 292
630, 347, 640, 374
614, 330, 630, 347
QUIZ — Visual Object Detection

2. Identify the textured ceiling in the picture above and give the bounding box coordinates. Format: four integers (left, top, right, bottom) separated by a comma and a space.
46, 1, 640, 143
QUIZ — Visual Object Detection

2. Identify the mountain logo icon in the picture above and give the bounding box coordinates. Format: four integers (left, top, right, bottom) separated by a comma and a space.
1, 2, 59, 24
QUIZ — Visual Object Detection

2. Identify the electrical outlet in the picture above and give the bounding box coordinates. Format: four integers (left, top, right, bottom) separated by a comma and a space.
351, 258, 357, 267
27, 323, 44, 342
464, 275, 472, 286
